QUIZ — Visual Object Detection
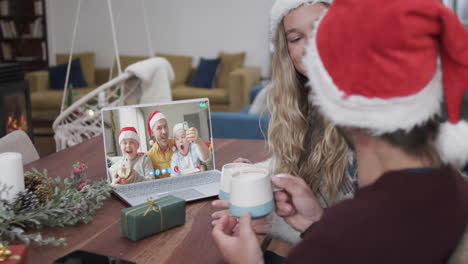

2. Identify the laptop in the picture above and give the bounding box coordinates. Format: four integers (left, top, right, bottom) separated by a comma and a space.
101, 98, 221, 206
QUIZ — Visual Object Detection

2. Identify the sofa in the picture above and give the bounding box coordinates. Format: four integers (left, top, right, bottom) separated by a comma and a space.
25, 52, 109, 120
108, 52, 261, 112
107, 53, 261, 112
211, 85, 270, 140
156, 52, 261, 112
26, 51, 261, 121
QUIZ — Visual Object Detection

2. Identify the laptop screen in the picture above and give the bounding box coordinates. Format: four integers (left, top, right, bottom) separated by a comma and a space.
101, 98, 214, 185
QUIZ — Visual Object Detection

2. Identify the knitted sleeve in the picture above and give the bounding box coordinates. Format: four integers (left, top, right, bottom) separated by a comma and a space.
268, 156, 358, 244
269, 213, 302, 244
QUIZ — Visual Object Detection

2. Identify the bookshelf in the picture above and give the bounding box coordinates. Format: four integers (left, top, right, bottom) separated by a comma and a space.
0, 0, 48, 72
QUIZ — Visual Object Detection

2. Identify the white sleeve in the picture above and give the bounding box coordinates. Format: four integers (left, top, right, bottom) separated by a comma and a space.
192, 142, 210, 163
254, 158, 272, 170
142, 155, 154, 180
269, 213, 302, 245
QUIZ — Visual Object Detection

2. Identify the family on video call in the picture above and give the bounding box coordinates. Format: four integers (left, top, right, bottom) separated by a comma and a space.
108, 109, 211, 185
101, 0, 468, 262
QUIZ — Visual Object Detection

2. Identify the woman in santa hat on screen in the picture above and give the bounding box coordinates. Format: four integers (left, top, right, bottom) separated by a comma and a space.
212, 0, 468, 263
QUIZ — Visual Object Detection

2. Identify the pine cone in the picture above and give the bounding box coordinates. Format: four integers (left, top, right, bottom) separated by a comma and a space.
24, 175, 42, 190
34, 184, 54, 204
13, 189, 41, 213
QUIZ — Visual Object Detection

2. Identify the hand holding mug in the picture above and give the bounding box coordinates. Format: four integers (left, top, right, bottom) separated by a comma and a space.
271, 174, 324, 232
211, 199, 273, 234
212, 213, 263, 264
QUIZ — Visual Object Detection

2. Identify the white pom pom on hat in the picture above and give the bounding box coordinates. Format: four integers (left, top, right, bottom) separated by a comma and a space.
436, 120, 468, 168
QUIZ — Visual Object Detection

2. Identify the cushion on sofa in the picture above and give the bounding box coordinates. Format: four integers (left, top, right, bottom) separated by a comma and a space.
190, 57, 221, 88
56, 52, 96, 86
48, 59, 88, 90
156, 53, 193, 87
216, 51, 245, 88
171, 86, 229, 104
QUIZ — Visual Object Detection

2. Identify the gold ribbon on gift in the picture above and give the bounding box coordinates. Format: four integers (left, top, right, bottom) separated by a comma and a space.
143, 197, 161, 216
123, 196, 176, 236
0, 243, 21, 262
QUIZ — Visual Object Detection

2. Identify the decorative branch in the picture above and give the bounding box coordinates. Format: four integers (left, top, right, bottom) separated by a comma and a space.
0, 162, 112, 246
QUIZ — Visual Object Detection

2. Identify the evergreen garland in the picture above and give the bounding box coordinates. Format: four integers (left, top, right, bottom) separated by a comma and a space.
0, 162, 112, 246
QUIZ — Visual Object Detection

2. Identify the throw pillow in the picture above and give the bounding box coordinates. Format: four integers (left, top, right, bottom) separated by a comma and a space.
216, 51, 246, 88
156, 53, 193, 87
190, 57, 221, 88
48, 58, 88, 90
56, 52, 95, 86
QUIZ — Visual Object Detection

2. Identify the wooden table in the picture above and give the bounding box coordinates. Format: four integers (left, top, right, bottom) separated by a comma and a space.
24, 136, 270, 264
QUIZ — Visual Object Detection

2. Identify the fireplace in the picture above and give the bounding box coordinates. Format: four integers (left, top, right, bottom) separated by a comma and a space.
0, 63, 33, 140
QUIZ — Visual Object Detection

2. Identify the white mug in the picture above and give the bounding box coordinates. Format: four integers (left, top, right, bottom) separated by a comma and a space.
219, 162, 255, 200
229, 168, 274, 219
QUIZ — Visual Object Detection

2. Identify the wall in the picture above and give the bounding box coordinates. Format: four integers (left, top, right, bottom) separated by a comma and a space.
46, 0, 274, 77
442, 0, 468, 26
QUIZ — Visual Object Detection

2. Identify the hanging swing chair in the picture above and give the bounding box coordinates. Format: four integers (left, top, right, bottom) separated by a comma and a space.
52, 0, 173, 151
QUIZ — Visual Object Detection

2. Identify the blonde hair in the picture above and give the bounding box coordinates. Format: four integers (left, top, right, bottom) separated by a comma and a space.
267, 21, 351, 202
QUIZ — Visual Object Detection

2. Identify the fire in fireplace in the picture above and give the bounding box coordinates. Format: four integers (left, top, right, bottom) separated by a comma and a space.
0, 63, 33, 140
7, 110, 28, 134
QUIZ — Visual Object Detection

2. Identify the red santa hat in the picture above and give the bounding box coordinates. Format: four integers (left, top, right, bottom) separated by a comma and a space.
119, 127, 140, 144
303, 0, 468, 168
147, 110, 166, 139
270, 0, 332, 51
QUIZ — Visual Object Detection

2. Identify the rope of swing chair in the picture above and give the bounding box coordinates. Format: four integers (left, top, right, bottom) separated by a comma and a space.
59, 0, 154, 114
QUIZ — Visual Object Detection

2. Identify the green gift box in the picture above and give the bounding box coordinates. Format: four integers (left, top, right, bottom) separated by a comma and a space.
121, 195, 186, 241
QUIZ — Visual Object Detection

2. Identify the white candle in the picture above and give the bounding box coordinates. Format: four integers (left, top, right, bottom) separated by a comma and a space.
0, 152, 25, 202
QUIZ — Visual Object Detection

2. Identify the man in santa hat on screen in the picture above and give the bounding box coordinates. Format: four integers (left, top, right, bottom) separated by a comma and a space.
146, 110, 176, 178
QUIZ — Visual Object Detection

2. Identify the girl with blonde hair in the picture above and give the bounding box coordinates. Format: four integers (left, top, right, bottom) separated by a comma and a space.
267, 0, 353, 205
212, 0, 356, 244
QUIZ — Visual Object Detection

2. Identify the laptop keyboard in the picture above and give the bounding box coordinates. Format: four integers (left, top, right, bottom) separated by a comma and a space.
165, 189, 205, 200
115, 170, 220, 199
